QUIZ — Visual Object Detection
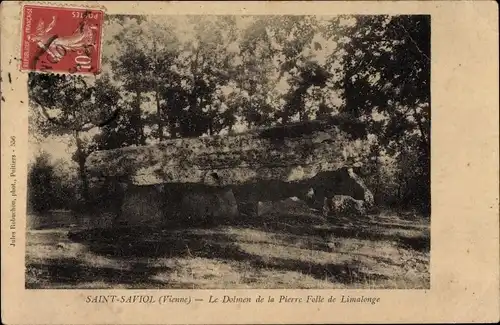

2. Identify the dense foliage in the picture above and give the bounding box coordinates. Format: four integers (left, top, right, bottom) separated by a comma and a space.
28, 15, 430, 214
28, 152, 78, 213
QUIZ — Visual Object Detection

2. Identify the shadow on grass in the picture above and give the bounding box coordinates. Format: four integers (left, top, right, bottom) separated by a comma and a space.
236, 213, 430, 253
26, 257, 168, 289
26, 210, 429, 288
61, 225, 388, 288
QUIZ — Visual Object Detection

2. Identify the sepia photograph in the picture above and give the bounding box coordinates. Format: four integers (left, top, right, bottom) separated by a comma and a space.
25, 13, 430, 290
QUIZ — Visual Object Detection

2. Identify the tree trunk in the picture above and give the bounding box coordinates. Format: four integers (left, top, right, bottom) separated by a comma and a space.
343, 64, 361, 119
74, 131, 89, 204
133, 90, 144, 145
208, 120, 213, 136
156, 89, 163, 141
153, 40, 164, 142
187, 48, 201, 137
413, 106, 429, 151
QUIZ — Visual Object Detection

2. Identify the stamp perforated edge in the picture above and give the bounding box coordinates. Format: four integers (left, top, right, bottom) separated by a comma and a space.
18, 1, 107, 76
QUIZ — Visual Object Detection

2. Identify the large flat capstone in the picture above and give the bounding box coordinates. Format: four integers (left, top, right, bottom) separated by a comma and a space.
86, 120, 356, 187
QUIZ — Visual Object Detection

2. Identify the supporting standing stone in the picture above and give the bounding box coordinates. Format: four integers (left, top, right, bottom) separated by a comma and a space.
117, 184, 164, 226
324, 195, 367, 218
180, 187, 238, 226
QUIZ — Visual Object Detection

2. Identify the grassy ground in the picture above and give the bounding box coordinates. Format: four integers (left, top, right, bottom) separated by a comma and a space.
26, 210, 430, 289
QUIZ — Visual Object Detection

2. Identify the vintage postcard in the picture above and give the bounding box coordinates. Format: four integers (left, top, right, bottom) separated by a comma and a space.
1, 1, 498, 324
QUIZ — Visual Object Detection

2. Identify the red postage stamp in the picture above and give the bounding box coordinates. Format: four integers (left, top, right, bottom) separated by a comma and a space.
20, 5, 104, 74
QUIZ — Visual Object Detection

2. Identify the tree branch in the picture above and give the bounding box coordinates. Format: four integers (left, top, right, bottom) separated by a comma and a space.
396, 22, 430, 63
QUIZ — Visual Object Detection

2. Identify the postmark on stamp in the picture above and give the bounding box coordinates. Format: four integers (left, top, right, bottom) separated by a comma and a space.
20, 4, 104, 74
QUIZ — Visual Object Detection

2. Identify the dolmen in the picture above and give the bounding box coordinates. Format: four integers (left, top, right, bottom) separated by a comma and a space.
85, 119, 374, 227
